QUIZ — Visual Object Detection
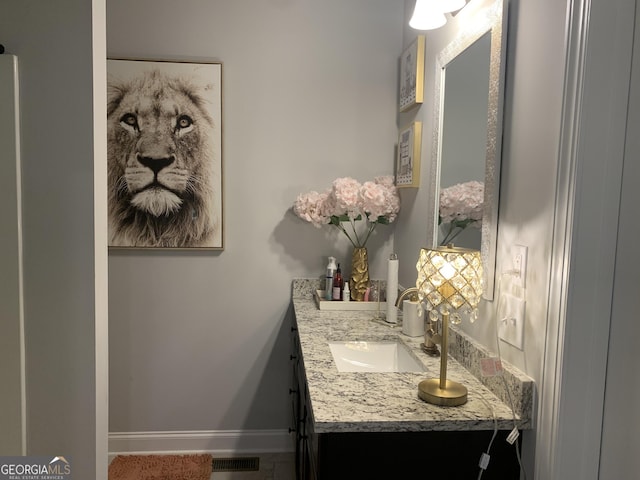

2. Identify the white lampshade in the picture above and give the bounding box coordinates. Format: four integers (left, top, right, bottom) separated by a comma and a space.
409, 0, 447, 30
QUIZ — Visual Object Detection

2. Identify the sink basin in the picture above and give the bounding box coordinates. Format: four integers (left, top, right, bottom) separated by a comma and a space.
328, 340, 426, 372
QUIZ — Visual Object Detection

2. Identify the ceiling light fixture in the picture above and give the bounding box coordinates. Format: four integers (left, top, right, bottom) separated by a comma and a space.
409, 0, 447, 30
409, 0, 468, 30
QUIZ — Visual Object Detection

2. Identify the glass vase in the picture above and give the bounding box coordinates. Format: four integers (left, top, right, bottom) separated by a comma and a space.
350, 247, 370, 301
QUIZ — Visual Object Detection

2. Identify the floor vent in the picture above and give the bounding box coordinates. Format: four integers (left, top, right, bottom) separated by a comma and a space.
212, 456, 260, 472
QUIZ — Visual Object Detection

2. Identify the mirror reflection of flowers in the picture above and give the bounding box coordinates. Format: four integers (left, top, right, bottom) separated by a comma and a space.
439, 180, 484, 246
293, 176, 400, 247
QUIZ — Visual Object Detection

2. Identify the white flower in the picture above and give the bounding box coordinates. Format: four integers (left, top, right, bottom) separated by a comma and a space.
293, 190, 331, 228
293, 176, 401, 247
439, 181, 484, 245
439, 181, 484, 225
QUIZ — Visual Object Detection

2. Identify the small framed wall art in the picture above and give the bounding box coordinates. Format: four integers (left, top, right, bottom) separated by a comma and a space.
106, 59, 223, 250
396, 121, 422, 188
399, 35, 425, 112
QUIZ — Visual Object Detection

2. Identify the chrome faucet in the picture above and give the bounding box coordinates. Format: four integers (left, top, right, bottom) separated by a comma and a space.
396, 287, 440, 357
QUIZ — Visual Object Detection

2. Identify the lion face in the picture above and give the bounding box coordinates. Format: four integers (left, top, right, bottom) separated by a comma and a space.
107, 70, 218, 247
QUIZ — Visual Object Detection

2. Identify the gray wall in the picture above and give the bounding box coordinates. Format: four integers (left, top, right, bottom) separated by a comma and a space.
107, 0, 404, 433
0, 0, 108, 478
0, 54, 24, 455
599, 2, 640, 476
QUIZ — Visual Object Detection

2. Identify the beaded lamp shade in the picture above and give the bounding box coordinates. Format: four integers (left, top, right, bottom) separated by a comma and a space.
416, 245, 483, 324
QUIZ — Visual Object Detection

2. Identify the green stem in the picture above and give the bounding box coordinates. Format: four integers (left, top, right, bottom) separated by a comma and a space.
440, 223, 462, 246
349, 218, 363, 247
335, 223, 357, 248
361, 221, 378, 246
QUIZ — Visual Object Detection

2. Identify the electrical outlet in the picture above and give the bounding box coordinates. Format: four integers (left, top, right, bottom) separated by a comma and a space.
498, 293, 525, 350
511, 245, 528, 288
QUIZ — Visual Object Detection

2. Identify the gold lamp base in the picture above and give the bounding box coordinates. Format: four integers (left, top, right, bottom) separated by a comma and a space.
418, 378, 468, 406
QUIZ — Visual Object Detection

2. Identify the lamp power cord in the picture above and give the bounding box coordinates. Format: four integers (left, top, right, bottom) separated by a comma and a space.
476, 270, 528, 480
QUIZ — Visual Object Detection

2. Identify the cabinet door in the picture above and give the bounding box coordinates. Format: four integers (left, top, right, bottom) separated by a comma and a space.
290, 319, 312, 480
302, 403, 317, 480
314, 430, 520, 479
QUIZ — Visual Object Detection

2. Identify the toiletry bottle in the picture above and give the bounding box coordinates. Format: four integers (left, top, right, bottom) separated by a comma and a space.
325, 256, 337, 300
332, 264, 343, 300
342, 280, 350, 302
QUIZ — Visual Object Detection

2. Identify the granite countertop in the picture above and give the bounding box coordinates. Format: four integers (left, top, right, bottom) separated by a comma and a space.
291, 279, 534, 434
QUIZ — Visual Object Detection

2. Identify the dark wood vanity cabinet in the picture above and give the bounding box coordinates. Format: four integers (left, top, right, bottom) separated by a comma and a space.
289, 321, 317, 480
289, 317, 521, 480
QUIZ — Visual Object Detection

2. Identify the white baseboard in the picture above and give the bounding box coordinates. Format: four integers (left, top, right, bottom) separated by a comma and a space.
108, 429, 294, 457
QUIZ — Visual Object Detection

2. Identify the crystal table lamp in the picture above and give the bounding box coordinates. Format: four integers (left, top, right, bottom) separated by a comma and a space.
415, 245, 483, 406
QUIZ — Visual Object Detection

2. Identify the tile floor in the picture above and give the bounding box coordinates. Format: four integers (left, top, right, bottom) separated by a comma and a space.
211, 453, 295, 480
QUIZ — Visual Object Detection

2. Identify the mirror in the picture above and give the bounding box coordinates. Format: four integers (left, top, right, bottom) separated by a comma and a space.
427, 0, 508, 300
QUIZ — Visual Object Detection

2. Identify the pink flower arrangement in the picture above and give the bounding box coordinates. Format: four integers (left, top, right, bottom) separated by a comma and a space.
293, 176, 400, 248
438, 180, 484, 245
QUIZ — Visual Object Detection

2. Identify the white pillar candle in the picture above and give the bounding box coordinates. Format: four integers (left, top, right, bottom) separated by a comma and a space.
402, 300, 425, 337
386, 253, 399, 323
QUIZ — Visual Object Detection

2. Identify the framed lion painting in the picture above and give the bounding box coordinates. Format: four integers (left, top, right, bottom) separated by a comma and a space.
107, 59, 223, 250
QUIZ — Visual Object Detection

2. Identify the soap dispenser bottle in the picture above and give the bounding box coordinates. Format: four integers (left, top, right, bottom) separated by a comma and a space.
325, 256, 337, 300
332, 264, 343, 301
342, 280, 350, 302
